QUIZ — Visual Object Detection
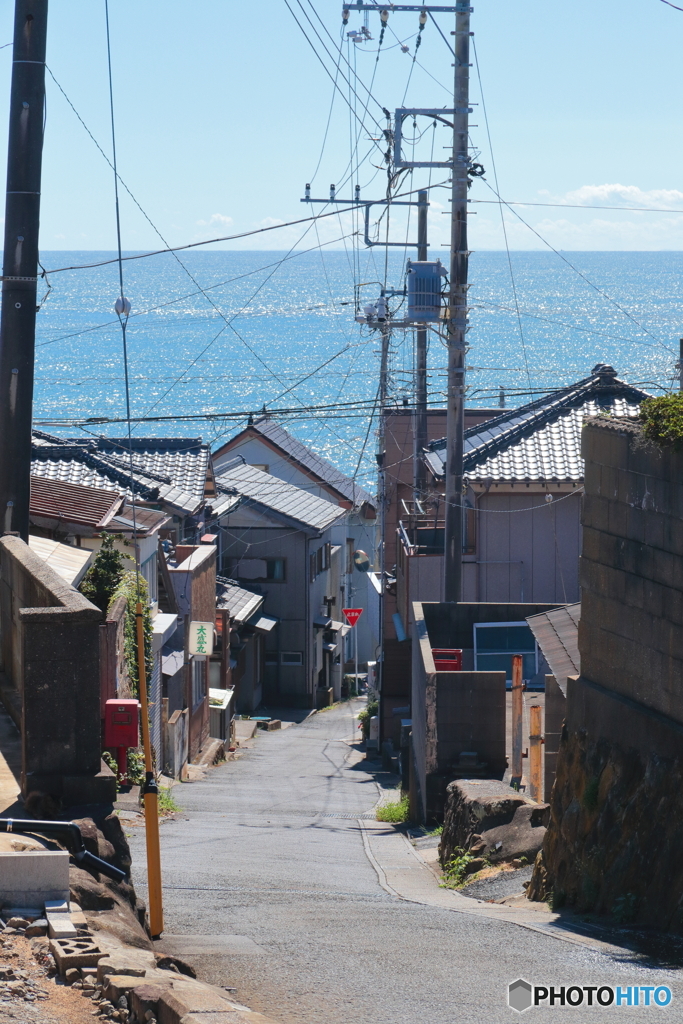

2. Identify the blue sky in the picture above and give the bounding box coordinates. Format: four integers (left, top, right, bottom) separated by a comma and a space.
0, 0, 681, 250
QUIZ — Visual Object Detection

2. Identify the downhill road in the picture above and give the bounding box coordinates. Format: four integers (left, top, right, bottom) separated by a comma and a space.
129, 701, 679, 1024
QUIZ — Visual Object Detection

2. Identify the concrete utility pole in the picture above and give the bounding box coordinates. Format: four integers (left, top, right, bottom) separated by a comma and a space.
413, 190, 429, 501
0, 0, 48, 541
443, 2, 471, 602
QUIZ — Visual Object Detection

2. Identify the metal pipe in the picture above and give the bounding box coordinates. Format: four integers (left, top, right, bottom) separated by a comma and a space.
0, 0, 48, 540
0, 818, 125, 883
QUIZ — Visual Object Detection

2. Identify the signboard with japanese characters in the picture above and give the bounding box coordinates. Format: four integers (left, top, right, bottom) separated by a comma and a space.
188, 620, 215, 657
342, 608, 363, 628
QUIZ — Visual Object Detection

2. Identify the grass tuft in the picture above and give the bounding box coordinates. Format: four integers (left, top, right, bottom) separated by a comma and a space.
376, 795, 410, 823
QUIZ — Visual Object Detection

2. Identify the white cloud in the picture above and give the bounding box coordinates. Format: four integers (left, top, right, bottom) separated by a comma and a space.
470, 183, 683, 250
560, 183, 683, 210
196, 213, 234, 229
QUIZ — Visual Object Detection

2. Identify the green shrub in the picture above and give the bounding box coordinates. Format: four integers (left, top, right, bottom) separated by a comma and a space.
357, 699, 379, 739
641, 393, 683, 450
441, 848, 481, 888
612, 892, 638, 924
376, 794, 410, 823
108, 572, 153, 697
157, 787, 181, 814
80, 533, 129, 614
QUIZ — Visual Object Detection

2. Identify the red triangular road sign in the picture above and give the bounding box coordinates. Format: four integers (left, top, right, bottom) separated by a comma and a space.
342, 607, 363, 627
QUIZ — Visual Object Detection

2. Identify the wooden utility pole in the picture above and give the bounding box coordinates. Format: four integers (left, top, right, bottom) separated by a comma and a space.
443, 2, 470, 602
511, 654, 524, 785
0, 0, 48, 541
413, 190, 429, 501
529, 703, 543, 802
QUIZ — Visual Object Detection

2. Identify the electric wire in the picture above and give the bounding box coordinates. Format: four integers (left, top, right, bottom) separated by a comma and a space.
472, 38, 531, 387
479, 177, 675, 355
104, 0, 142, 593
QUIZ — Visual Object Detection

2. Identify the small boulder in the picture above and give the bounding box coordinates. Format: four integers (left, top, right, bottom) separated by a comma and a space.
480, 803, 550, 864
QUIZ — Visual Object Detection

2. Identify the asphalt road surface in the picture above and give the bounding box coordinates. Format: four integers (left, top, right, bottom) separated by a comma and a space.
130, 702, 681, 1024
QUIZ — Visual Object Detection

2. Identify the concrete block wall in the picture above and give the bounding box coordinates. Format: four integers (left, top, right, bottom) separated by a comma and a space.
580, 418, 683, 727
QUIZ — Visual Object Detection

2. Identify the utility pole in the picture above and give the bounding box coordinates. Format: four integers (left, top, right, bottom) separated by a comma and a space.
0, 0, 48, 541
443, 2, 471, 602
377, 314, 390, 697
413, 190, 429, 501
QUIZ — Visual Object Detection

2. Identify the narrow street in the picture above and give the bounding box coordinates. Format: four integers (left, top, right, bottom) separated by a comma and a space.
129, 703, 679, 1023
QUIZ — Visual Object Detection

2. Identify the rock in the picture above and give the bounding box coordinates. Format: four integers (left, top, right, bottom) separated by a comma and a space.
6, 918, 29, 929
464, 857, 486, 875
85, 909, 153, 951
24, 920, 48, 938
72, 819, 117, 867
70, 868, 117, 911
154, 953, 196, 978
65, 968, 81, 984
439, 779, 534, 867
479, 803, 549, 865
99, 815, 132, 875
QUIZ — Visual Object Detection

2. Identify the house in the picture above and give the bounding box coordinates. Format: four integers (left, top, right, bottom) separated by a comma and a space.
166, 542, 218, 763
212, 416, 378, 668
383, 365, 648, 744
215, 576, 271, 714
209, 461, 347, 709
31, 431, 213, 540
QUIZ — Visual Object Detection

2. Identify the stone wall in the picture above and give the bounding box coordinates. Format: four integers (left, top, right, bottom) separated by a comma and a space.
0, 536, 115, 807
530, 419, 683, 929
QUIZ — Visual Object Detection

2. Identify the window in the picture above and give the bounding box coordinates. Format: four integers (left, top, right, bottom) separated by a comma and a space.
281, 651, 303, 666
473, 622, 537, 683
191, 658, 206, 709
266, 558, 285, 581
228, 557, 285, 581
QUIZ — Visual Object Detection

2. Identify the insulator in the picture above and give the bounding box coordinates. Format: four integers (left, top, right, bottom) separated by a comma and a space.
355, 184, 361, 201
419, 10, 428, 26
305, 183, 311, 200
330, 184, 336, 201
115, 296, 131, 317
380, 8, 389, 24
342, 7, 349, 23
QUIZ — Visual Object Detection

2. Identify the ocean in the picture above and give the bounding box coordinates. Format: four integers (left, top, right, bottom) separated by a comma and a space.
33, 249, 683, 488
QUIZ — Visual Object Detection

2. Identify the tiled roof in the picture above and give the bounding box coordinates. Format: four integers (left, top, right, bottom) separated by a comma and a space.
30, 431, 206, 515
215, 576, 264, 624
29, 475, 124, 530
526, 603, 580, 695
213, 462, 344, 533
216, 416, 375, 507
109, 502, 171, 535
424, 366, 649, 483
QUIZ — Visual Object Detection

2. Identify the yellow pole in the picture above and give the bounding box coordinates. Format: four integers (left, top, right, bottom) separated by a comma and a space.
136, 601, 164, 938
529, 704, 543, 803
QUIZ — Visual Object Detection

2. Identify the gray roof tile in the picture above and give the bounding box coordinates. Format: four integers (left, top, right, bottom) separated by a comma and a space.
213, 462, 344, 533
233, 416, 375, 507
215, 576, 264, 623
425, 367, 649, 482
30, 431, 207, 514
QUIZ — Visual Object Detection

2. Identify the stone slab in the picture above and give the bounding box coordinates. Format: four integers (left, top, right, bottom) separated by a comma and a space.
47, 914, 78, 939
44, 900, 69, 914
0, 851, 70, 906
158, 983, 235, 1024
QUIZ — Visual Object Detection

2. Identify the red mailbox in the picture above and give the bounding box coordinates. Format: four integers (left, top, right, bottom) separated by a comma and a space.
431, 648, 462, 671
104, 699, 139, 783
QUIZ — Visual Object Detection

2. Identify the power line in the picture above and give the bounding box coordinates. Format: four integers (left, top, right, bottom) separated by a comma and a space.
479, 177, 675, 355
472, 38, 531, 388
472, 198, 683, 215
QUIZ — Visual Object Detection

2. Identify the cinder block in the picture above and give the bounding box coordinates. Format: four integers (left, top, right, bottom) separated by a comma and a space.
0, 851, 69, 906
49, 937, 104, 973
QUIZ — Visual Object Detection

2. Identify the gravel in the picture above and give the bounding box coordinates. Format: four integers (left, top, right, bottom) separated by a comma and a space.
460, 866, 534, 901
